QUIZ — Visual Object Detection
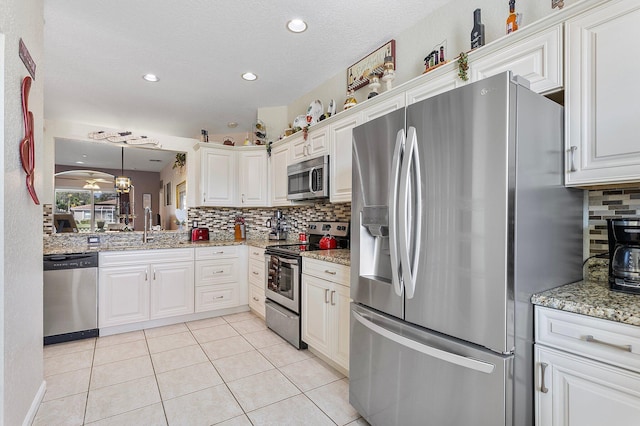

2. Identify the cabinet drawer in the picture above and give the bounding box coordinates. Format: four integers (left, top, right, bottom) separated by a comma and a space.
195, 245, 239, 260
248, 246, 265, 262
535, 306, 640, 373
100, 248, 194, 267
248, 258, 265, 286
195, 259, 238, 286
303, 258, 350, 286
195, 285, 237, 312
249, 284, 265, 318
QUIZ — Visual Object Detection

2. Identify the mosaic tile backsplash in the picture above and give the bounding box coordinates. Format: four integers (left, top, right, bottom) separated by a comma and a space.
588, 187, 640, 256
188, 202, 351, 239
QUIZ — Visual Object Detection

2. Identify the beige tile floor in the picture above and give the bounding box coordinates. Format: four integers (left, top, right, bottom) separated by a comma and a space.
35, 311, 368, 426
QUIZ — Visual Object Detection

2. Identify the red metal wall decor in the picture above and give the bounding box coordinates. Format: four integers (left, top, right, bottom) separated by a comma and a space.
20, 76, 39, 205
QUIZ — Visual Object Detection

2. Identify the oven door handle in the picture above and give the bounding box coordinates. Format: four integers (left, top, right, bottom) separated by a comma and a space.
278, 258, 299, 266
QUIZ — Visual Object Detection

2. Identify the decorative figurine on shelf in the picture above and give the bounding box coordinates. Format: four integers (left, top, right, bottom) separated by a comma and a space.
367, 73, 381, 99
343, 90, 357, 110
200, 129, 209, 143
457, 52, 469, 81
381, 56, 396, 91
470, 8, 485, 49
552, 0, 564, 9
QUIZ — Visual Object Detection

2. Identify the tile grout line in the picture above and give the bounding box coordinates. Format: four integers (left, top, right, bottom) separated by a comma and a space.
82, 337, 97, 425
144, 324, 172, 426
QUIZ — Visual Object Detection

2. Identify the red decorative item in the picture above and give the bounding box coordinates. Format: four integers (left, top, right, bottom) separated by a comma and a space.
319, 234, 337, 249
20, 76, 39, 204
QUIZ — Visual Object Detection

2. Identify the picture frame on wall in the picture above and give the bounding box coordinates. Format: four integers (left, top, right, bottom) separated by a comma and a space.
347, 40, 395, 92
165, 182, 171, 206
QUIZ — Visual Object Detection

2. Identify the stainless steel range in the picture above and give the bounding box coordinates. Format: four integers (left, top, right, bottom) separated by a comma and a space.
264, 221, 349, 349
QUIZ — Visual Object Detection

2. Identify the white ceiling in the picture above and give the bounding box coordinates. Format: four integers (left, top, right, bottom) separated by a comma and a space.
44, 0, 453, 139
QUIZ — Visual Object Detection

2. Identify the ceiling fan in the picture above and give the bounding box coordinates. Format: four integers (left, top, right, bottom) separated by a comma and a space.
83, 176, 113, 190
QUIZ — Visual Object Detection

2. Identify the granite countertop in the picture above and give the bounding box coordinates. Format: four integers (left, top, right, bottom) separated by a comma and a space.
532, 280, 640, 326
44, 234, 350, 265
301, 249, 351, 267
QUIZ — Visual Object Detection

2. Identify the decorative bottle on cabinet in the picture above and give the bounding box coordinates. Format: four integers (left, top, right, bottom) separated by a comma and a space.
471, 8, 485, 49
506, 0, 519, 34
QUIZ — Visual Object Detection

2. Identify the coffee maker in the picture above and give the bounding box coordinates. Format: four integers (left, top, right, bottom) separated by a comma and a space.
266, 210, 288, 240
607, 219, 640, 294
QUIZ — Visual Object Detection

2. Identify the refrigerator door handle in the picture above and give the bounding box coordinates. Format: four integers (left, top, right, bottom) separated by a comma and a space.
388, 129, 405, 297
353, 311, 495, 374
399, 126, 422, 299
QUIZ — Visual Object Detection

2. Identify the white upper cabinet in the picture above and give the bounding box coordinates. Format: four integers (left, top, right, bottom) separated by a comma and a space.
564, 0, 640, 186
199, 146, 237, 206
362, 93, 405, 123
405, 65, 463, 106
198, 145, 268, 207
470, 24, 563, 94
290, 128, 328, 162
238, 149, 268, 206
270, 141, 292, 206
329, 112, 361, 203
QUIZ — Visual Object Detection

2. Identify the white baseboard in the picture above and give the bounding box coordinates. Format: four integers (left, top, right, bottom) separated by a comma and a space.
22, 380, 46, 426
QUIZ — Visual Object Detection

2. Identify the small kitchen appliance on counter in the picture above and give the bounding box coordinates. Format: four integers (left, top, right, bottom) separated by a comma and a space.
191, 227, 210, 242
264, 221, 349, 349
266, 210, 288, 240
607, 219, 640, 294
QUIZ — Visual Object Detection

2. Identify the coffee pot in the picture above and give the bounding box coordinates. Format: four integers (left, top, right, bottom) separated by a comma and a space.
266, 210, 288, 240
607, 219, 640, 294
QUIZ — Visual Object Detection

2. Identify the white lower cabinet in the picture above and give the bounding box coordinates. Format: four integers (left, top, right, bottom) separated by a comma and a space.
534, 306, 640, 425
302, 258, 350, 371
99, 248, 195, 328
247, 246, 266, 318
195, 245, 247, 313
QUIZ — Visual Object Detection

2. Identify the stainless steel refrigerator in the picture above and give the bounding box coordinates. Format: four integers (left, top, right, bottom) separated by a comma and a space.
350, 72, 583, 426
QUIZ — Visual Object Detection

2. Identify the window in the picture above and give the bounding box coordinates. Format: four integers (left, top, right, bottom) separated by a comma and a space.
54, 189, 118, 232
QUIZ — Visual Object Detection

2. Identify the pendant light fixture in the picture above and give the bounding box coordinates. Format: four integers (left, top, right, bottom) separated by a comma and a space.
115, 146, 132, 193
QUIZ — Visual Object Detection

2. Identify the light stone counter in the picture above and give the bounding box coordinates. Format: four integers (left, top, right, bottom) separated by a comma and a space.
301, 249, 351, 267
532, 280, 640, 326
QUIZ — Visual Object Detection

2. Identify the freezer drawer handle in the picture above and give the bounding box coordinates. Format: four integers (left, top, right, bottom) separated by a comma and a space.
540, 362, 549, 393
353, 311, 495, 374
584, 335, 632, 353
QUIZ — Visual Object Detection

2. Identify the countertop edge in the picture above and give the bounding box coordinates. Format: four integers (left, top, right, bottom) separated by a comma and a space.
531, 280, 640, 327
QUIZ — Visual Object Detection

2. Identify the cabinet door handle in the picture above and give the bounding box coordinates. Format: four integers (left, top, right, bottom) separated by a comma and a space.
324, 270, 337, 275
331, 290, 336, 306
213, 251, 225, 254
253, 296, 260, 301
214, 295, 224, 299
584, 335, 632, 352
145, 270, 148, 281
253, 251, 260, 256
540, 362, 549, 394
203, 193, 206, 203
252, 271, 259, 275
568, 146, 577, 172
325, 289, 330, 304
242, 193, 246, 203
215, 270, 224, 274
153, 269, 156, 280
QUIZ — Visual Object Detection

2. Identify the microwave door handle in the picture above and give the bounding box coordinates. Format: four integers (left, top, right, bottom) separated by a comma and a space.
388, 129, 405, 297
308, 168, 317, 193
400, 127, 422, 299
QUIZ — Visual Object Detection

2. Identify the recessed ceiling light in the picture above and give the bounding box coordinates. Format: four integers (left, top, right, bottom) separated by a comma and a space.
227, 122, 238, 128
242, 72, 257, 81
142, 73, 160, 82
287, 19, 307, 33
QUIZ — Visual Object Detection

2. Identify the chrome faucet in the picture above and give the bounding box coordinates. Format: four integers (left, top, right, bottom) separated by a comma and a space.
143, 207, 154, 243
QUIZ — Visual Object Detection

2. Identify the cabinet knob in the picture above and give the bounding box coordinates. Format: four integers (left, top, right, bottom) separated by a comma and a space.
253, 296, 260, 301
252, 271, 259, 275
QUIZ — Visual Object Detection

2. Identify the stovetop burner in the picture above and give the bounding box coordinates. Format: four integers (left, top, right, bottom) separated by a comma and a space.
264, 221, 350, 257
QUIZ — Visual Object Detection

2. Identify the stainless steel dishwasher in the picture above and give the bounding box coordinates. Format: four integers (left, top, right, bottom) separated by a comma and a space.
43, 252, 99, 345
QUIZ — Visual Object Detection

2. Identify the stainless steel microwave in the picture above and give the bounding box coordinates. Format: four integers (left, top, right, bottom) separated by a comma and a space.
287, 155, 329, 201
